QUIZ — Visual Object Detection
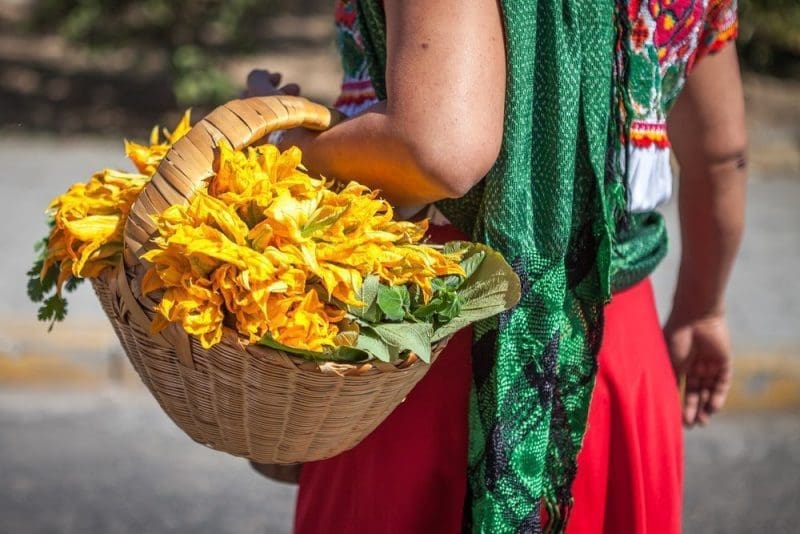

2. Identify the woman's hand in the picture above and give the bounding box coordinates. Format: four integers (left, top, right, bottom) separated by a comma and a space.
664, 309, 733, 428
243, 69, 301, 98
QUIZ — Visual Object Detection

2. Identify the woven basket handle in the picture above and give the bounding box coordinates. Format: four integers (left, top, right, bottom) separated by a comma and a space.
124, 95, 343, 259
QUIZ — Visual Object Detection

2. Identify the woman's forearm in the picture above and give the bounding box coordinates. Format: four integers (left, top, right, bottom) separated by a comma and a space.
667, 45, 747, 319
672, 156, 746, 318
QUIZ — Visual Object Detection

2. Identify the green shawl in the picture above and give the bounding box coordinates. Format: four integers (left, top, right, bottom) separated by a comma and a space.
357, 1, 638, 531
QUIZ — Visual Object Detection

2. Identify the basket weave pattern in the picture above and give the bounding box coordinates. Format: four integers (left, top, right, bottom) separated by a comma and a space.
94, 96, 447, 464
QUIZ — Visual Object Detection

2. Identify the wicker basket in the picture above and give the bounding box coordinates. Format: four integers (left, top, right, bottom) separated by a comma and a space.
92, 95, 448, 464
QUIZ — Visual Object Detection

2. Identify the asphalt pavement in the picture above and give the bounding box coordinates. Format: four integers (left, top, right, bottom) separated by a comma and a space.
0, 388, 798, 533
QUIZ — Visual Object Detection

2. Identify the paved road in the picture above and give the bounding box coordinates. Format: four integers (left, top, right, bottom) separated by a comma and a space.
0, 388, 798, 533
0, 389, 297, 534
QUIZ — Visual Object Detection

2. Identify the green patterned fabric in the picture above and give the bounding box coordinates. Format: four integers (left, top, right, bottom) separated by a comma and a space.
611, 212, 668, 293
357, 1, 625, 531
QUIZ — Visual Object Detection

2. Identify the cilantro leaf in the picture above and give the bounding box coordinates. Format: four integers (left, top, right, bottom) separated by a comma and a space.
38, 294, 68, 332
27, 232, 79, 328
27, 260, 47, 303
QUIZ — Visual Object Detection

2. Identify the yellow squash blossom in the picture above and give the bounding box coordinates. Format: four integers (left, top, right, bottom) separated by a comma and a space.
42, 112, 193, 292
125, 110, 192, 177
143, 140, 465, 352
152, 280, 226, 349
266, 290, 346, 352
43, 169, 148, 292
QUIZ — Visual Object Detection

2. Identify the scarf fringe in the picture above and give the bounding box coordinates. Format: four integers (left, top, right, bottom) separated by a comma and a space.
543, 497, 574, 534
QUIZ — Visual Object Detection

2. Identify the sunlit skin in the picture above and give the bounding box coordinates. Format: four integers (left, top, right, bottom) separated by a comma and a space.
244, 0, 507, 209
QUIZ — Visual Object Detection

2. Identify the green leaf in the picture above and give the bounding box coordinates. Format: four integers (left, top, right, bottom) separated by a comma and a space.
33, 238, 47, 254
38, 294, 68, 332
347, 275, 382, 322
430, 243, 521, 342
64, 276, 83, 293
28, 254, 58, 303
355, 328, 392, 362
412, 296, 443, 321
371, 322, 433, 363
431, 275, 461, 293
28, 231, 74, 327
26, 259, 43, 279
411, 290, 462, 325
359, 275, 380, 308
377, 285, 409, 322
27, 262, 47, 303
328, 346, 373, 364
459, 250, 486, 280
437, 292, 463, 322
442, 241, 470, 255
432, 276, 514, 342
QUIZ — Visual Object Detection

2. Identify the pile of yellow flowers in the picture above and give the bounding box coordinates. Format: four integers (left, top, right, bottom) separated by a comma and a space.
31, 109, 520, 363
142, 141, 464, 351
42, 112, 192, 293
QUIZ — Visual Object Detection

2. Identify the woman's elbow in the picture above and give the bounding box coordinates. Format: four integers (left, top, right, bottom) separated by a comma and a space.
405, 132, 502, 199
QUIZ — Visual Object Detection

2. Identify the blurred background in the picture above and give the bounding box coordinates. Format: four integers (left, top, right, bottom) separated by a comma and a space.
1, 0, 798, 532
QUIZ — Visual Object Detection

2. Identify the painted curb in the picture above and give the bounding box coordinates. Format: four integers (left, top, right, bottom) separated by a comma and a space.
1, 350, 798, 412
724, 352, 800, 412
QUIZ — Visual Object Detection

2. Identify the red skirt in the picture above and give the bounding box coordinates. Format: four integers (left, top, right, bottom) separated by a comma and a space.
294, 225, 682, 533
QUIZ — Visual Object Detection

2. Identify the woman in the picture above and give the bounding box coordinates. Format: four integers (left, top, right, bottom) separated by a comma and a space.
248, 0, 746, 532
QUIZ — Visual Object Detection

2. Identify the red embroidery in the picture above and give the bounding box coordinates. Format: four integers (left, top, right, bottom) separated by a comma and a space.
632, 17, 650, 50
630, 121, 671, 149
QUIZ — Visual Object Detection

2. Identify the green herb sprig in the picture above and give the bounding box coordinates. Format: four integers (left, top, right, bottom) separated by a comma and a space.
26, 234, 83, 330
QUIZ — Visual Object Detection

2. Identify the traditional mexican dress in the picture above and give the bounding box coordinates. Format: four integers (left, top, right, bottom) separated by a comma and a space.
295, 1, 738, 532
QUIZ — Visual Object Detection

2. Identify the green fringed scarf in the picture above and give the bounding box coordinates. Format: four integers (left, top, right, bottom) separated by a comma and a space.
357, 1, 628, 531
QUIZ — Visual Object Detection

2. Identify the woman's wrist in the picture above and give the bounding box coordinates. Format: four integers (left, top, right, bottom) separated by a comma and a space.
670, 274, 726, 322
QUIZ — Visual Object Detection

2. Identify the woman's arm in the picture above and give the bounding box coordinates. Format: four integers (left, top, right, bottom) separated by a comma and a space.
665, 44, 748, 427
270, 0, 506, 207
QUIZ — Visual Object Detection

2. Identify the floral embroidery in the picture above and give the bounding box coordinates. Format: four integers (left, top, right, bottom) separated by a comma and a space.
695, 0, 739, 63
334, 0, 378, 116
650, 0, 706, 64
622, 0, 737, 146
618, 0, 736, 211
